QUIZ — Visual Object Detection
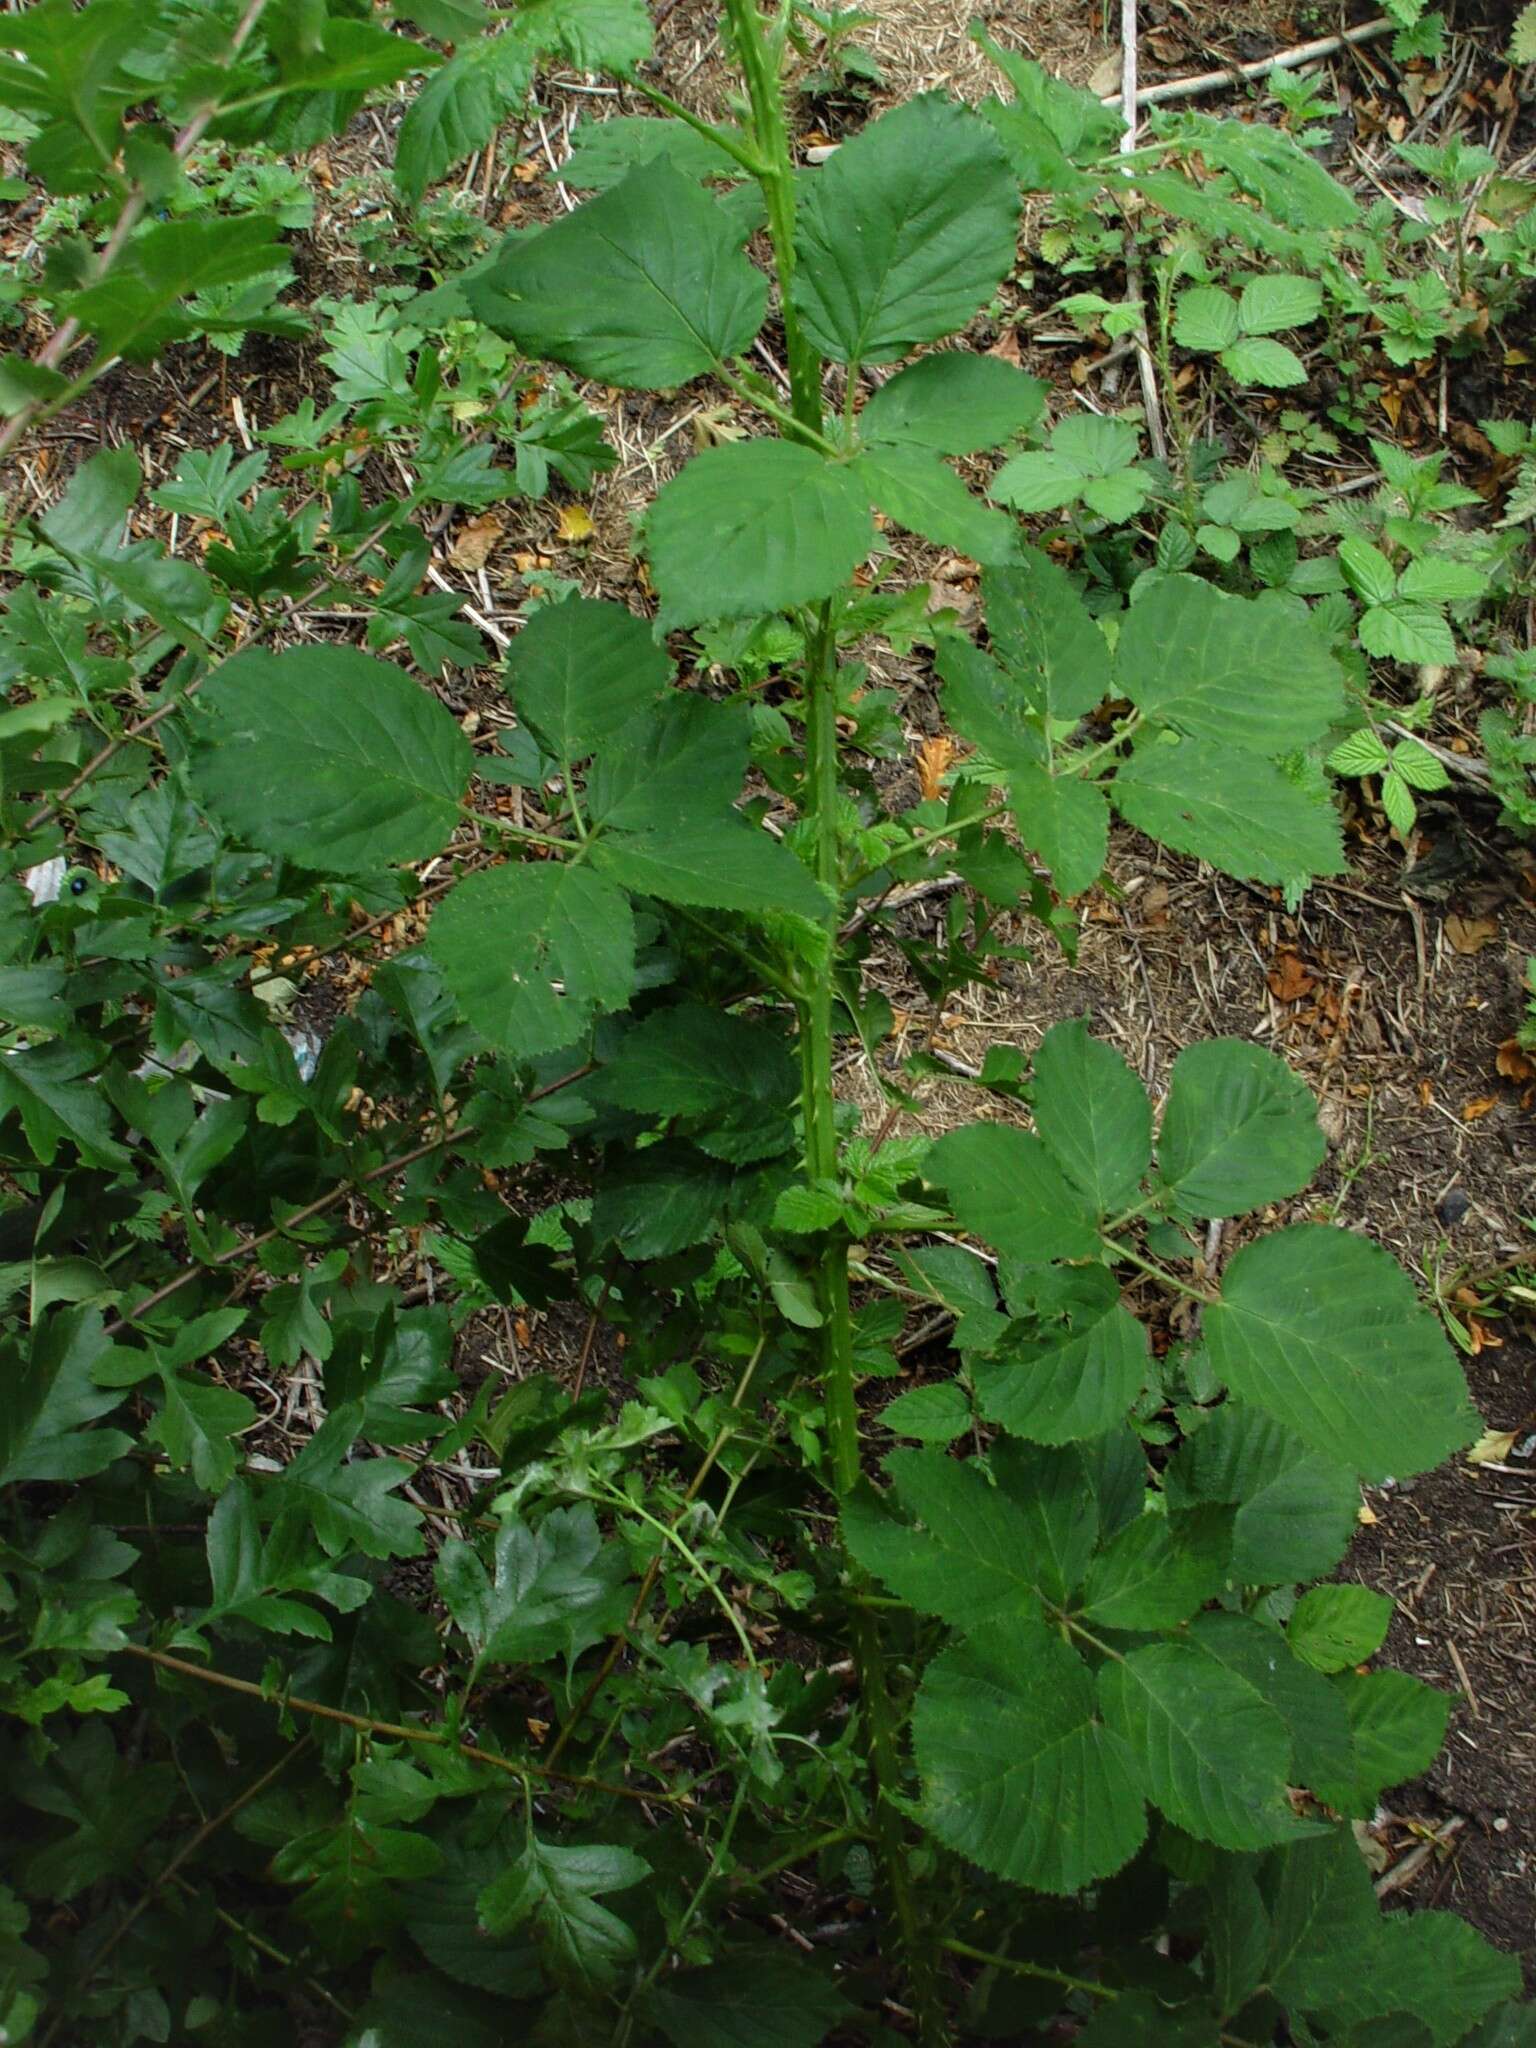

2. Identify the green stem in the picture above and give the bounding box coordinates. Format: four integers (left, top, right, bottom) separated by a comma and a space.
624, 75, 769, 176
942, 1936, 1116, 2002
722, 0, 822, 430
718, 362, 839, 453
800, 602, 943, 2042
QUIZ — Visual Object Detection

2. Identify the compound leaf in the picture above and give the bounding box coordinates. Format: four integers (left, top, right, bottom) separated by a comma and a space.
592, 1004, 796, 1162
1166, 1403, 1358, 1585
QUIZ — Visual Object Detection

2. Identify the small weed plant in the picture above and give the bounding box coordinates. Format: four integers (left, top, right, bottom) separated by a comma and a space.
0, 2, 1530, 2043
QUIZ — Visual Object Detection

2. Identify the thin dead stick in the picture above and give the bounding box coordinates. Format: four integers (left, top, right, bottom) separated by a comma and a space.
1101, 16, 1394, 109
1120, 0, 1168, 461
120, 1644, 690, 1806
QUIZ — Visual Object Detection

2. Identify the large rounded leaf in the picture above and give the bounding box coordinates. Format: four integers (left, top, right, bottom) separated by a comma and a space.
1212, 1220, 1482, 1482
914, 1620, 1147, 1893
507, 595, 669, 760
465, 159, 766, 388
191, 645, 471, 871
645, 440, 874, 628
1205, 1225, 1477, 1480
1157, 1039, 1324, 1218
792, 94, 1019, 364
1098, 1641, 1306, 1851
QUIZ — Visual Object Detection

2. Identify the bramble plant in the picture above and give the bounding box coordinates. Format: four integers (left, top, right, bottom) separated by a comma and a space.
0, 2, 1531, 2044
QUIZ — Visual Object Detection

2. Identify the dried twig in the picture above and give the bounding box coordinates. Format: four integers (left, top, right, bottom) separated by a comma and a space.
1100, 16, 1396, 110
1119, 0, 1168, 461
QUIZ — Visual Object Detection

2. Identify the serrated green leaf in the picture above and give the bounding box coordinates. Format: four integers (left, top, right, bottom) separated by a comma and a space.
63, 217, 285, 362
429, 863, 636, 1057
1099, 1640, 1306, 1850
878, 1381, 971, 1443
478, 1836, 647, 1990
1158, 1039, 1325, 1218
1390, 739, 1451, 792
1312, 1668, 1450, 1815
1175, 285, 1241, 353
914, 1619, 1147, 1893
190, 645, 471, 871
1166, 1404, 1358, 1584
586, 695, 748, 833
437, 1506, 630, 1668
1205, 1224, 1477, 1479
395, 34, 537, 206
590, 1140, 731, 1257
1358, 599, 1456, 666
1307, 1912, 1520, 2045
1512, 0, 1536, 59
646, 440, 874, 627
1110, 740, 1344, 885
272, 1418, 425, 1560
1338, 535, 1400, 607
854, 445, 1017, 562
986, 547, 1115, 721
0, 1311, 131, 1488
591, 820, 827, 920
1228, 339, 1310, 387
467, 161, 766, 387
793, 94, 1018, 364
927, 1121, 1100, 1262
859, 352, 1046, 454
147, 1367, 255, 1494
1115, 578, 1343, 752
643, 1951, 848, 2048
1081, 1506, 1231, 1628
1328, 726, 1392, 776
0, 1041, 130, 1171
592, 1004, 796, 1161
989, 447, 1085, 514
843, 1448, 1048, 1627
1191, 1610, 1357, 1804
506, 595, 668, 759
1033, 1017, 1152, 1214
1289, 1584, 1393, 1672
561, 113, 740, 188
976, 1289, 1148, 1444
1238, 272, 1324, 334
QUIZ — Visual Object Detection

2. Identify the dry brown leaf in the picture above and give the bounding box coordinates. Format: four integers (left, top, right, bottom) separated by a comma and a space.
1088, 48, 1122, 95
1267, 948, 1317, 1003
1462, 1095, 1497, 1121
1444, 911, 1499, 954
915, 735, 958, 802
987, 326, 1023, 366
1467, 1428, 1517, 1465
555, 504, 595, 544
1357, 1500, 1379, 1525
449, 512, 502, 571
1497, 1038, 1535, 1081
